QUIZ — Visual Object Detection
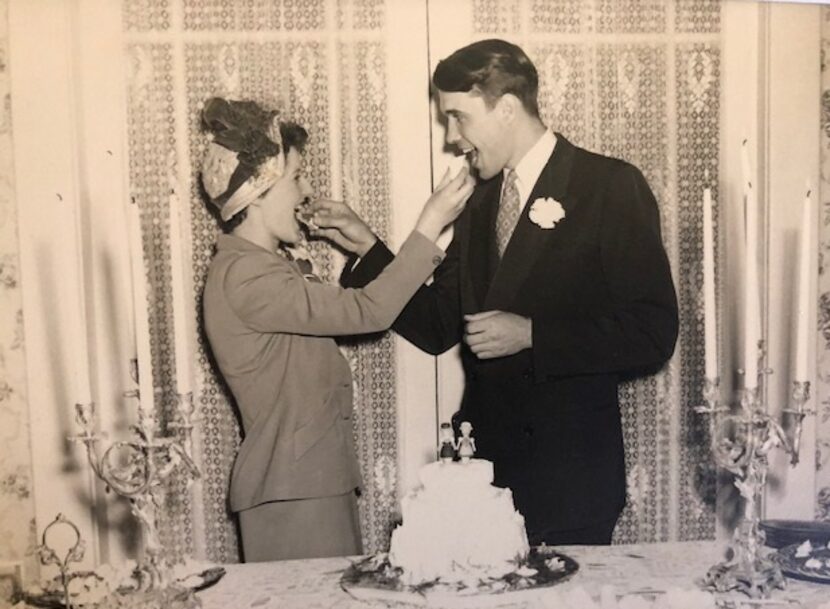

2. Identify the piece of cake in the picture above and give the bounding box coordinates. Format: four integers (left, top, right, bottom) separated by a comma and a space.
388, 458, 529, 586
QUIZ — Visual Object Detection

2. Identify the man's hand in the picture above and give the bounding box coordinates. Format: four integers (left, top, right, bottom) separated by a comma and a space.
308, 199, 377, 256
463, 311, 532, 359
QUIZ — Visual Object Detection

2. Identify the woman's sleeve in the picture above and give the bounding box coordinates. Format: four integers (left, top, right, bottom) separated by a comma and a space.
225, 231, 445, 336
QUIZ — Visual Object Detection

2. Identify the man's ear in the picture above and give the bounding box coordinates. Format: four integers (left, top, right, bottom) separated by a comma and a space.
496, 93, 522, 124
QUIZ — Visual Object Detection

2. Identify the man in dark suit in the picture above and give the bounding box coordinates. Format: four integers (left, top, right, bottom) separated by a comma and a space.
324, 39, 678, 546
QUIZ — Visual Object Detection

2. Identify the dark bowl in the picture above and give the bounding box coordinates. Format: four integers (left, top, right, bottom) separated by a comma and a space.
760, 519, 830, 549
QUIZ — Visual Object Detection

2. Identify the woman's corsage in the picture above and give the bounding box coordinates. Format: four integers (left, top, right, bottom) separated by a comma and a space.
528, 197, 566, 229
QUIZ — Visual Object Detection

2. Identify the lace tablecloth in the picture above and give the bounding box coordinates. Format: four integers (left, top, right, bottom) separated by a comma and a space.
197, 541, 830, 608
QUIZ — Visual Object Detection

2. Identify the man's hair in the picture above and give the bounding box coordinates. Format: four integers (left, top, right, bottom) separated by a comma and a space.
220, 120, 309, 233
432, 39, 540, 118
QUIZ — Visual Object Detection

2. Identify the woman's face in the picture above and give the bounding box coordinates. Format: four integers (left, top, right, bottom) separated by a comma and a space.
259, 148, 313, 245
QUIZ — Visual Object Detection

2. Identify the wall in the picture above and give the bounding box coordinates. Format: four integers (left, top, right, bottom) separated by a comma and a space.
0, 0, 38, 588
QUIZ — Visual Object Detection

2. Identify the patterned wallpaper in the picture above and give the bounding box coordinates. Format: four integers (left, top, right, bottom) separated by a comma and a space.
816, 6, 830, 521
0, 0, 39, 586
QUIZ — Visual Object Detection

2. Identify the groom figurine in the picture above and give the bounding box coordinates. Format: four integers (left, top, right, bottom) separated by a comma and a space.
337, 39, 678, 545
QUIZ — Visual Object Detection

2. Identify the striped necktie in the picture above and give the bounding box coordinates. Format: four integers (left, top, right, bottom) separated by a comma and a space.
496, 169, 520, 258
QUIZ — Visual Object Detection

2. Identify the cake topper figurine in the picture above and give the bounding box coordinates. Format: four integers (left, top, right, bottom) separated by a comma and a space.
455, 421, 476, 463
438, 422, 456, 463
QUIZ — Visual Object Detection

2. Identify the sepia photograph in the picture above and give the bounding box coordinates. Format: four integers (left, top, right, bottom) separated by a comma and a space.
1, 0, 830, 607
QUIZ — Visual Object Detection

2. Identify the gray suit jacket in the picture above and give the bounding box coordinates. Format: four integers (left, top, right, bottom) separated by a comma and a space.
204, 231, 444, 512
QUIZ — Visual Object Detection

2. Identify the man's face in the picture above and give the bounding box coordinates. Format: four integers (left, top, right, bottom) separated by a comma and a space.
259, 148, 314, 245
438, 89, 511, 180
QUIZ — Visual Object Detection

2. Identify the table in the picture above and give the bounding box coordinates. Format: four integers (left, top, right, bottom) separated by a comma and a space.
197, 541, 830, 608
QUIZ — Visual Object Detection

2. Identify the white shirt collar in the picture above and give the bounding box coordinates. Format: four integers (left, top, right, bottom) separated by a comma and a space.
503, 129, 557, 211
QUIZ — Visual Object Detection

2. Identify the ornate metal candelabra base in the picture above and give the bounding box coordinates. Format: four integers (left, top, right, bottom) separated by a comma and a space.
700, 521, 785, 599
702, 561, 784, 601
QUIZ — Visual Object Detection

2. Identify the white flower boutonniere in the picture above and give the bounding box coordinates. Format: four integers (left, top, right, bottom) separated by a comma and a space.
529, 197, 566, 229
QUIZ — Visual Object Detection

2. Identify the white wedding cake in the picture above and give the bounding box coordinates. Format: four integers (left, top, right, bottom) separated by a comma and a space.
388, 458, 529, 586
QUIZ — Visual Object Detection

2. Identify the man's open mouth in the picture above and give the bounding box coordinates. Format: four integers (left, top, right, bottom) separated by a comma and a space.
462, 147, 477, 167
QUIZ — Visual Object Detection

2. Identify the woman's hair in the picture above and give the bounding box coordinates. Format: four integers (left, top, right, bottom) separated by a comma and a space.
432, 39, 540, 118
280, 120, 309, 157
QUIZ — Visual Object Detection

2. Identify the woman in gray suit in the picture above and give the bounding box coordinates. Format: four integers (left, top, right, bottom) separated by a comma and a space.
200, 98, 473, 562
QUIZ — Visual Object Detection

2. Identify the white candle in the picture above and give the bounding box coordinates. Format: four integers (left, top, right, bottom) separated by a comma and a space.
70, 196, 92, 405
126, 199, 155, 412
794, 184, 815, 382
742, 140, 760, 389
168, 187, 192, 395
702, 185, 717, 380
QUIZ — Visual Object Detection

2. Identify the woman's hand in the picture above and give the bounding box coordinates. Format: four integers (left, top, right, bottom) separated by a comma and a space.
414, 168, 476, 242
307, 199, 378, 257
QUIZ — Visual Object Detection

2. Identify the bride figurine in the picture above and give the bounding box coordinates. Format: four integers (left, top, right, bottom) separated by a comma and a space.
455, 421, 476, 463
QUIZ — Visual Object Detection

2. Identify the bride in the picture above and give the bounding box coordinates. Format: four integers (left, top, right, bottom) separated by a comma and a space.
199, 97, 473, 562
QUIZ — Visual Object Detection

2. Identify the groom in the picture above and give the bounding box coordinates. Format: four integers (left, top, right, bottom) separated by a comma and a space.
328, 39, 678, 545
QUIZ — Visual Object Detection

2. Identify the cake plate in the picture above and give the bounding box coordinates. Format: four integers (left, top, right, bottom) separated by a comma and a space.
772, 542, 830, 584
341, 546, 578, 608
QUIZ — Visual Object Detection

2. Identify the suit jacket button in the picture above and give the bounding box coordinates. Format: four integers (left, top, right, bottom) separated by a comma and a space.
522, 369, 533, 379
432, 255, 442, 266
523, 425, 533, 437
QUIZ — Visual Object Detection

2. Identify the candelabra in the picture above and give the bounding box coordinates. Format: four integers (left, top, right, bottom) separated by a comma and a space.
695, 343, 814, 599
69, 381, 202, 607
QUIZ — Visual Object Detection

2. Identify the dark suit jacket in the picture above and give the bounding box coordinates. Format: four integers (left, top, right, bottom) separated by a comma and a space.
343, 134, 678, 536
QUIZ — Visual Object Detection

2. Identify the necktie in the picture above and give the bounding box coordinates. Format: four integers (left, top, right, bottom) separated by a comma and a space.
496, 169, 520, 258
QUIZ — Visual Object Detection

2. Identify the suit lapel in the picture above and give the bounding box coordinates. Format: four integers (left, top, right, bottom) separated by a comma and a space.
484, 134, 577, 311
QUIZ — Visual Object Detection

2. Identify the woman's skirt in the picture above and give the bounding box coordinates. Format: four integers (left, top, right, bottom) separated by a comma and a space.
238, 489, 363, 562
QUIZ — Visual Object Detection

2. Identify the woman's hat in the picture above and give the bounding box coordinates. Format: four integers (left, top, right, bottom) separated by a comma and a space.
200, 97, 286, 221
